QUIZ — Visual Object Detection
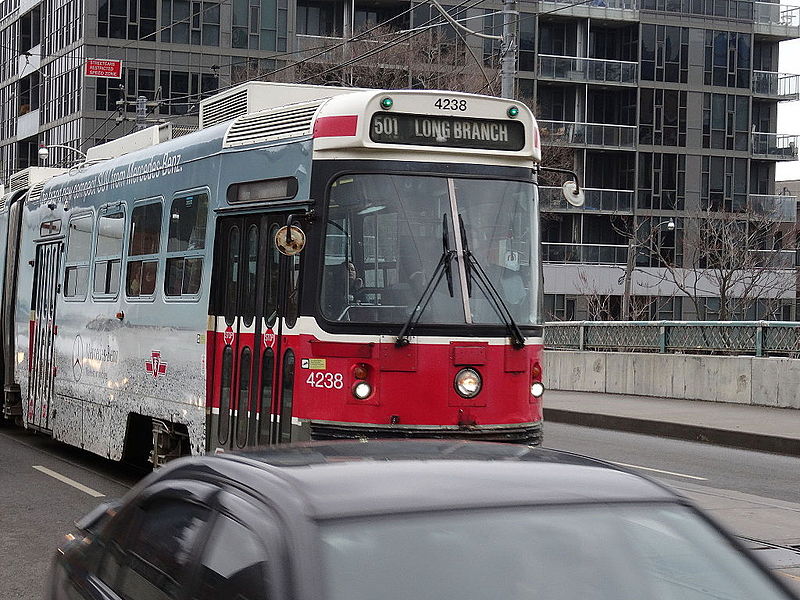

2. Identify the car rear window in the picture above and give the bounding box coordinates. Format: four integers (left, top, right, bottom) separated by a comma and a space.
320, 503, 794, 600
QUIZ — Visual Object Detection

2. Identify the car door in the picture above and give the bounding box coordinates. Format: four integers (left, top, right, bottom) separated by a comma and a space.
185, 490, 288, 600
60, 481, 218, 600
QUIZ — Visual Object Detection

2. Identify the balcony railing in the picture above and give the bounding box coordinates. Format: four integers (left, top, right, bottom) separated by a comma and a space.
537, 55, 638, 85
295, 34, 345, 61
542, 242, 628, 264
751, 132, 800, 160
752, 71, 800, 100
539, 120, 637, 149
748, 194, 798, 222
754, 3, 800, 38
535, 0, 638, 17
750, 249, 798, 268
540, 186, 634, 213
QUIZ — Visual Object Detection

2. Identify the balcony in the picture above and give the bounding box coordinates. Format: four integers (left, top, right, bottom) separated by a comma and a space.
754, 3, 800, 39
542, 242, 628, 264
538, 120, 637, 149
540, 186, 634, 213
752, 71, 800, 100
536, 0, 638, 20
751, 132, 799, 160
748, 194, 798, 222
295, 34, 345, 62
537, 55, 638, 86
750, 249, 798, 268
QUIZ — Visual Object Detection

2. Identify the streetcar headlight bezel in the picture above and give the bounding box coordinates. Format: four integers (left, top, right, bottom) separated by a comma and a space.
454, 368, 482, 398
353, 381, 372, 400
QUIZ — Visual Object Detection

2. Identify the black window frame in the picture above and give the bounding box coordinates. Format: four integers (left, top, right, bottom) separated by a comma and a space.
64, 210, 95, 301
164, 189, 209, 301
92, 203, 126, 300
126, 198, 163, 301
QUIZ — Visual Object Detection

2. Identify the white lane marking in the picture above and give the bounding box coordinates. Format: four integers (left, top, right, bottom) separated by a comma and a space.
32, 465, 106, 497
610, 461, 708, 481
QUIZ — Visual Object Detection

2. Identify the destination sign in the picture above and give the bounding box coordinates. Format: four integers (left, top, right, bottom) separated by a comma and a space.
369, 113, 525, 151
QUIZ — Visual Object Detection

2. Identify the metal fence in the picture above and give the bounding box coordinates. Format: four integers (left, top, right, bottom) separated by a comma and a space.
544, 321, 800, 357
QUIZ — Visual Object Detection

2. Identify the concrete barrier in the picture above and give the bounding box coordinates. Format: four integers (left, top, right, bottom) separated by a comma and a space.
543, 350, 800, 408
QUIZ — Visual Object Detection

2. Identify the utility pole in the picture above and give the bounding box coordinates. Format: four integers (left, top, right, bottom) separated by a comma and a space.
622, 237, 635, 321
135, 96, 147, 131
500, 0, 518, 99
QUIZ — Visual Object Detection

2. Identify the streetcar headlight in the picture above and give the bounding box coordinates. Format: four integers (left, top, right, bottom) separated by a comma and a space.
531, 381, 545, 398
353, 381, 372, 400
454, 368, 482, 398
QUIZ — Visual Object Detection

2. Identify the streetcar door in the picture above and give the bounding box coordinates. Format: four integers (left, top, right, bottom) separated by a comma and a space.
28, 241, 62, 431
210, 213, 289, 451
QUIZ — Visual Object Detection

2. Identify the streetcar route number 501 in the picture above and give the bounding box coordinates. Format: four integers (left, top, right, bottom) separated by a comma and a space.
435, 98, 467, 111
306, 372, 344, 389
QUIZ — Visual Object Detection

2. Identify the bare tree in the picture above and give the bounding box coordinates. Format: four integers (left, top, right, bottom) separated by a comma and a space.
267, 25, 494, 94
640, 207, 796, 321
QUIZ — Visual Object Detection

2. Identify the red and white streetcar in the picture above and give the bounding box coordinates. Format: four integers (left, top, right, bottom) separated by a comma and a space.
0, 82, 571, 466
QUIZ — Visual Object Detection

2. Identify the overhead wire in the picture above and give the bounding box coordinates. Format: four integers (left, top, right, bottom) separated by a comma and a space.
156, 0, 489, 110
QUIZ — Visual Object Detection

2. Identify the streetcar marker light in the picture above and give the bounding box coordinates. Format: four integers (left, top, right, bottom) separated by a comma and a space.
353, 364, 369, 380
380, 97, 394, 110
507, 106, 519, 118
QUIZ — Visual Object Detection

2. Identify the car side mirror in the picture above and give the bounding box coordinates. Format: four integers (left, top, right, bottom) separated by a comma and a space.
75, 499, 122, 535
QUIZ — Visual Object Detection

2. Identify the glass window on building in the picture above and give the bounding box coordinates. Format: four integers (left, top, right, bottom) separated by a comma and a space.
296, 0, 344, 37
544, 294, 576, 321
161, 0, 220, 45
640, 25, 688, 83
636, 216, 682, 268
98, 0, 156, 40
639, 89, 687, 146
702, 93, 749, 151
701, 156, 748, 212
637, 153, 686, 210
704, 31, 751, 89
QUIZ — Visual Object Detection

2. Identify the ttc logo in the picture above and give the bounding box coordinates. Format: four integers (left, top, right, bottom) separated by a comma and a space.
145, 351, 168, 379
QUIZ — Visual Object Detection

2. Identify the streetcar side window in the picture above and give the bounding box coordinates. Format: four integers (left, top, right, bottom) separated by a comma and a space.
64, 213, 93, 299
93, 207, 125, 298
126, 201, 162, 299
165, 192, 208, 298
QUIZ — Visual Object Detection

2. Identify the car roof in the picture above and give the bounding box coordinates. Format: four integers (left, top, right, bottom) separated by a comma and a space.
196, 441, 680, 519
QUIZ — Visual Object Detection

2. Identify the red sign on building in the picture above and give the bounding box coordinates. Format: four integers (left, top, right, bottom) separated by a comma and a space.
84, 59, 123, 79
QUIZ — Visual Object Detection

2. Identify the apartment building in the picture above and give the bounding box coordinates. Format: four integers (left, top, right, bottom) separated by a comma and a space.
0, 0, 798, 320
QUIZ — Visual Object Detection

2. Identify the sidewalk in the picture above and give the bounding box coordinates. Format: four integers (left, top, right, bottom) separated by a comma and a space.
544, 390, 800, 456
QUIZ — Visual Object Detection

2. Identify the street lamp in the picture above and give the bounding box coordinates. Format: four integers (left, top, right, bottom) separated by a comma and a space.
38, 144, 87, 164
621, 218, 675, 321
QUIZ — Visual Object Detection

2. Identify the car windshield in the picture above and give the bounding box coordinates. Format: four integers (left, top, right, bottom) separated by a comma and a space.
320, 503, 793, 600
320, 173, 539, 327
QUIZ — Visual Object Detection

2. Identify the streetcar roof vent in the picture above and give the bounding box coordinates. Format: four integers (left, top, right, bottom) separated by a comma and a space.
200, 87, 249, 128
9, 167, 67, 192
223, 101, 322, 148
27, 181, 46, 206
85, 123, 173, 162
200, 82, 362, 129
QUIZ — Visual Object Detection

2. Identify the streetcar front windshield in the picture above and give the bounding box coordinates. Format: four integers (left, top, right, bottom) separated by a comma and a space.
321, 173, 539, 327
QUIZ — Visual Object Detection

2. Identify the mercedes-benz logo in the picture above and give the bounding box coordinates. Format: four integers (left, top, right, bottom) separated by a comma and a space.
72, 335, 83, 382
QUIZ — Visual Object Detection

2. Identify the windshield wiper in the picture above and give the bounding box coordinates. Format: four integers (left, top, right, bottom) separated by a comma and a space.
396, 215, 456, 347
458, 214, 526, 349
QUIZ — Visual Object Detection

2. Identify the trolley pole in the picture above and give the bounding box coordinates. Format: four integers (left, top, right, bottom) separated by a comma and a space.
500, 0, 518, 99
